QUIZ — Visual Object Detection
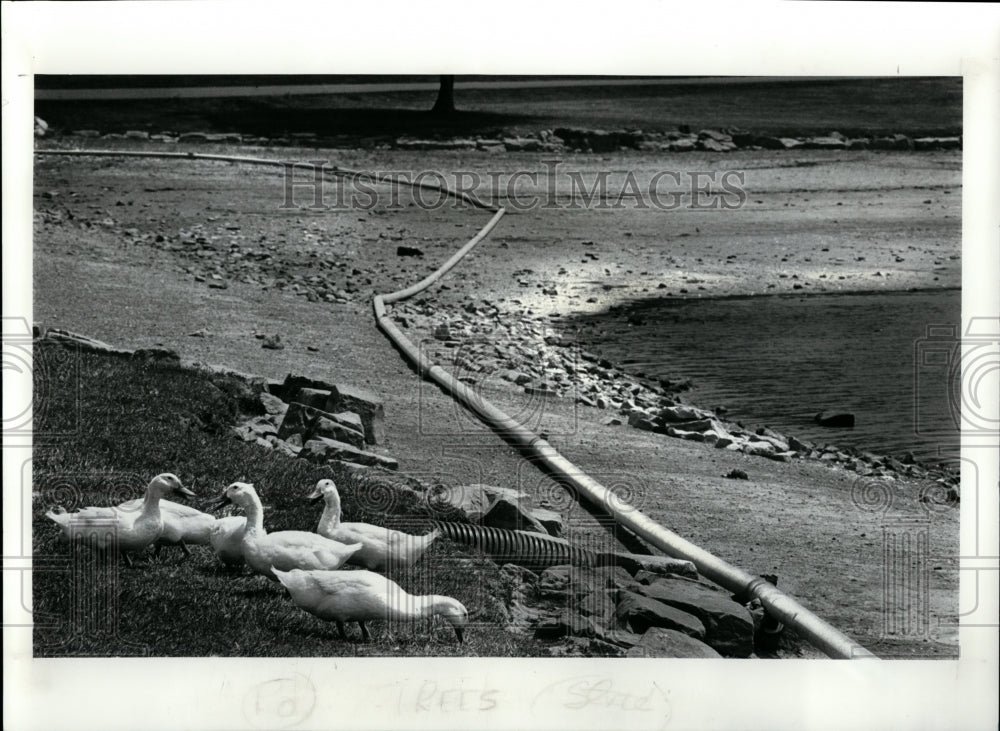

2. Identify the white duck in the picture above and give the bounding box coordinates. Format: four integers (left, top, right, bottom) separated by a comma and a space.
209, 515, 248, 567
208, 482, 362, 580
45, 473, 194, 565
309, 479, 440, 572
116, 496, 218, 557
272, 567, 468, 643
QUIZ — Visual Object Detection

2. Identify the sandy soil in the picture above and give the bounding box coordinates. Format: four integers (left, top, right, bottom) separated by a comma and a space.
31, 145, 961, 658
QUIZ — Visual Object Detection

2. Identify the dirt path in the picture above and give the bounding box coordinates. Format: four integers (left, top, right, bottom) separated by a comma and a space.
31, 147, 960, 657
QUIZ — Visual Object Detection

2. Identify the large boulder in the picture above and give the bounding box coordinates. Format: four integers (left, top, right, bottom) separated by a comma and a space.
325, 384, 386, 445
636, 576, 754, 657
483, 495, 548, 534
615, 590, 706, 639
277, 402, 366, 448
626, 628, 722, 658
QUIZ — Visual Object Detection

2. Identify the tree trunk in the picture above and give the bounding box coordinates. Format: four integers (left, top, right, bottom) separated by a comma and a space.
432, 75, 455, 114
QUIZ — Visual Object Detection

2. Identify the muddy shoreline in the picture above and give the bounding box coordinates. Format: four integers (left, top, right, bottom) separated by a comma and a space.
31, 146, 962, 657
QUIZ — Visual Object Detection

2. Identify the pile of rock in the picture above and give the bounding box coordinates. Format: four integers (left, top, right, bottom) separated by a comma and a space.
233, 374, 399, 470
54, 125, 962, 154
425, 482, 772, 657
500, 561, 772, 658
396, 297, 682, 413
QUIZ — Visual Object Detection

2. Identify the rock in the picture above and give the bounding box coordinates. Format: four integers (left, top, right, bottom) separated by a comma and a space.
312, 415, 366, 449
657, 405, 713, 423
395, 246, 424, 257
871, 134, 914, 151
627, 412, 658, 431
626, 628, 723, 658
179, 132, 211, 143
274, 440, 302, 458
261, 334, 284, 350
600, 552, 698, 579
530, 508, 565, 537
615, 590, 706, 638
125, 130, 150, 140
753, 135, 788, 150
914, 136, 961, 151
815, 411, 855, 428
299, 437, 398, 470
433, 323, 454, 341
778, 137, 803, 149
636, 577, 755, 657
668, 138, 697, 152
277, 402, 366, 447
245, 415, 278, 438
34, 117, 49, 137
325, 384, 386, 445
431, 483, 528, 523
698, 137, 737, 152
787, 435, 812, 452
294, 387, 332, 410
665, 426, 706, 442
751, 433, 789, 451
600, 416, 623, 426
483, 495, 548, 534
697, 129, 732, 143
803, 136, 847, 149
724, 469, 749, 480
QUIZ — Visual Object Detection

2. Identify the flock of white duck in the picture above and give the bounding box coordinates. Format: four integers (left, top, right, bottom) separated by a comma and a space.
45, 474, 468, 643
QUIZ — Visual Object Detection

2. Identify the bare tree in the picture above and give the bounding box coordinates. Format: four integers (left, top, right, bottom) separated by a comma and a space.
431, 75, 455, 114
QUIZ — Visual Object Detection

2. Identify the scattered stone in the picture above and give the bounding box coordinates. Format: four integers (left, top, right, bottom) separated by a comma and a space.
724, 469, 749, 480
261, 334, 284, 350
396, 246, 424, 257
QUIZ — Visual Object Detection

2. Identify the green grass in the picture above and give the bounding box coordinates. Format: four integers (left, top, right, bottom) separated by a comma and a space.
31, 341, 543, 657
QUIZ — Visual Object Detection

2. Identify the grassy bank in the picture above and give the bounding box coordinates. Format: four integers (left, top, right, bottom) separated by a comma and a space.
31, 342, 541, 657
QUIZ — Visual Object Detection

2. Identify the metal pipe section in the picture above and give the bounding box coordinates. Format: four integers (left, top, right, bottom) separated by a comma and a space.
374, 211, 877, 660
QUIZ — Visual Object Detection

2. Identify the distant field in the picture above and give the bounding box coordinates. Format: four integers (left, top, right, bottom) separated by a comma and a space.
34, 76, 960, 139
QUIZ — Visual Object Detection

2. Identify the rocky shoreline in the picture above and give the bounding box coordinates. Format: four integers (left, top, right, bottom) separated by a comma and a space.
393, 295, 961, 499
39, 117, 961, 154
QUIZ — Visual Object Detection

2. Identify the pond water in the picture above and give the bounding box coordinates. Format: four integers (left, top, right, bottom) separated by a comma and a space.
561, 289, 962, 464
